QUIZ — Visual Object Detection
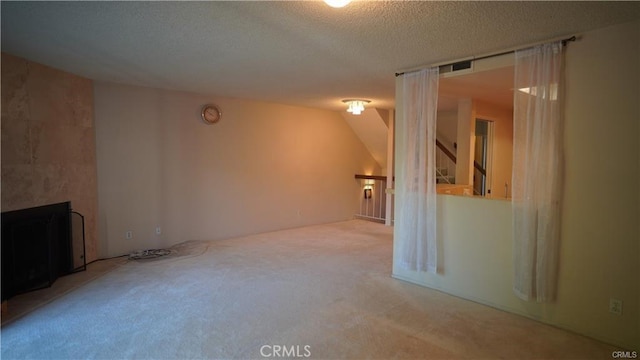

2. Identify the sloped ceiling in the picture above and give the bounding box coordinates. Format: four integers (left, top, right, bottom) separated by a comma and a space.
2, 1, 639, 111
342, 108, 389, 171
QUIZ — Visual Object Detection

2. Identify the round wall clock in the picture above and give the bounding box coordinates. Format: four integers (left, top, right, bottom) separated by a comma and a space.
201, 104, 222, 125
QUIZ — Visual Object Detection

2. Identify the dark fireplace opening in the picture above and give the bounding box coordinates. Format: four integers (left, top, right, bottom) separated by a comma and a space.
1, 201, 86, 302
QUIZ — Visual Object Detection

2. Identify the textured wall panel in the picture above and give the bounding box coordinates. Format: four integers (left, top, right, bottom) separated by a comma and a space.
1, 53, 98, 262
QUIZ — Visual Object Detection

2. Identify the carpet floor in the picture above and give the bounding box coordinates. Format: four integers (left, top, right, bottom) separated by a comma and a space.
0, 220, 617, 359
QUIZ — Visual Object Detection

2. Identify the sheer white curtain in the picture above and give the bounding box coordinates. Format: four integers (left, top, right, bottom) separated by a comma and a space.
397, 68, 439, 273
512, 41, 564, 302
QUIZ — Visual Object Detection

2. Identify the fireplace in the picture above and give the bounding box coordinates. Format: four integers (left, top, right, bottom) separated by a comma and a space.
1, 201, 86, 301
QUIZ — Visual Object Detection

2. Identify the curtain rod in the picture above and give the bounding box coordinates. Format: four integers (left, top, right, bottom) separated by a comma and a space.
395, 35, 576, 77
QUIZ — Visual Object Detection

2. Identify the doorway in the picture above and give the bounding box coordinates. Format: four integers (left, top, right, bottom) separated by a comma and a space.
474, 119, 494, 196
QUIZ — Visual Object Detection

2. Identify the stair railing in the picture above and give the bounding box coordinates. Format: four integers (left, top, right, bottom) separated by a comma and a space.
435, 139, 487, 184
354, 174, 388, 223
436, 139, 456, 184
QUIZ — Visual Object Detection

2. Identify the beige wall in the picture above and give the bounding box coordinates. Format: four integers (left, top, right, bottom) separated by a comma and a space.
393, 20, 639, 349
94, 82, 380, 257
559, 19, 638, 349
1, 53, 99, 262
475, 100, 513, 199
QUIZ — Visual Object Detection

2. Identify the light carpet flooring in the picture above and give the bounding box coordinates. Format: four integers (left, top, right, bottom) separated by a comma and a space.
1, 220, 618, 359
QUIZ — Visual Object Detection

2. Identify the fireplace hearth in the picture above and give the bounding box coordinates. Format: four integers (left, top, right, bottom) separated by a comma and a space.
1, 201, 86, 301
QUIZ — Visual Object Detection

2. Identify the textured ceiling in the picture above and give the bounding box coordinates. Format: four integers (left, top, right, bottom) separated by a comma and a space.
2, 1, 639, 111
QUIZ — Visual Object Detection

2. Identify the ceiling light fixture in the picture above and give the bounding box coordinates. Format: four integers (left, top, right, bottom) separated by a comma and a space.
324, 0, 351, 8
342, 99, 370, 115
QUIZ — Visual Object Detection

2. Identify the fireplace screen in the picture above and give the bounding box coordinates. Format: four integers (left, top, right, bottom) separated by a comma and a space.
1, 201, 86, 301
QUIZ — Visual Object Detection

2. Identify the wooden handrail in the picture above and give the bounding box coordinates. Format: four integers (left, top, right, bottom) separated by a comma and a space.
474, 161, 487, 176
356, 138, 486, 181
355, 174, 391, 181
436, 139, 456, 163
436, 139, 486, 176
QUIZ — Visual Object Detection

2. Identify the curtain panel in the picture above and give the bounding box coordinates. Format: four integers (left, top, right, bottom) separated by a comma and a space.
397, 68, 439, 273
512, 41, 564, 302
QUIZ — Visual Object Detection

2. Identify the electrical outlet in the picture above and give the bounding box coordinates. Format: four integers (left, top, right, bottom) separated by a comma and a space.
609, 298, 623, 315
155, 227, 161, 235
125, 231, 133, 240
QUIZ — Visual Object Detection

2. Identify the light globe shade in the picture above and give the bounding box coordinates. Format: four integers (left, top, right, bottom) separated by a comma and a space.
324, 0, 351, 8
343, 99, 370, 115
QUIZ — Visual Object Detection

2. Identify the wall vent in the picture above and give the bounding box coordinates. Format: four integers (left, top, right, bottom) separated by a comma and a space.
439, 60, 473, 74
